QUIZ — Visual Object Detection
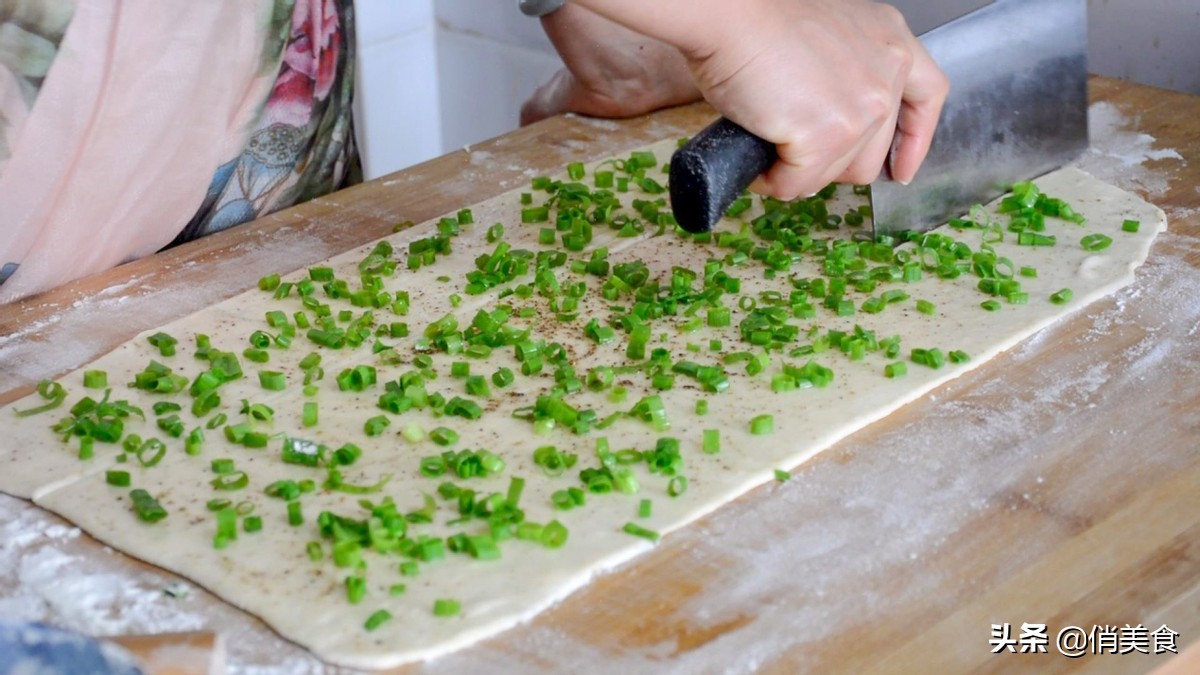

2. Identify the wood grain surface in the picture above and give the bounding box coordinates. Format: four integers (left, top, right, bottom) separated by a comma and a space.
1, 77, 1197, 674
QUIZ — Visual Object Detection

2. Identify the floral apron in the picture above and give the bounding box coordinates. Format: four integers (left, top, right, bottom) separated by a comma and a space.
0, 0, 358, 302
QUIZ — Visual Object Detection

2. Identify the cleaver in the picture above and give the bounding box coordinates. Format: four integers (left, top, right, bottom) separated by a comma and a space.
668, 0, 1089, 238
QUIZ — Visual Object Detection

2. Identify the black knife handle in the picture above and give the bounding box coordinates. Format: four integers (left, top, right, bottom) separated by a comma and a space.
669, 117, 778, 233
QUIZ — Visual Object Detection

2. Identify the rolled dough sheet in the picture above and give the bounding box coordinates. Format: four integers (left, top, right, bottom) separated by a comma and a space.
0, 138, 1165, 669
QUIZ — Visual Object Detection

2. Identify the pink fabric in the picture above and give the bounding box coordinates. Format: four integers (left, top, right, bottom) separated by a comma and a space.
0, 1, 277, 303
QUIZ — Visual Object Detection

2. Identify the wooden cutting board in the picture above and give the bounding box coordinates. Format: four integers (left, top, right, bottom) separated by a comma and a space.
107, 632, 222, 675
2, 76, 1198, 673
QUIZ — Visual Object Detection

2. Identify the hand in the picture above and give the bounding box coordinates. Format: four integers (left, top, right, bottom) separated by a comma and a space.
520, 3, 701, 125
573, 0, 949, 199
685, 0, 947, 197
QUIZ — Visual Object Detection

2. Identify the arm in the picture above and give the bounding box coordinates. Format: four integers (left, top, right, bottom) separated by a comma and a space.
520, 3, 701, 126
564, 0, 948, 199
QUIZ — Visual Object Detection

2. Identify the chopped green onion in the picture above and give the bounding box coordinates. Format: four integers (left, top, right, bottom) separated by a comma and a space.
365, 609, 392, 631
916, 300, 936, 315
213, 507, 238, 549
707, 307, 732, 328
1018, 232, 1057, 247
306, 541, 323, 561
288, 501, 303, 526
14, 380, 67, 417
1080, 233, 1113, 252
258, 274, 281, 291
885, 362, 907, 378
667, 476, 688, 497
1122, 219, 1140, 233
444, 397, 483, 420
152, 402, 181, 416
401, 422, 425, 443
136, 438, 167, 467
106, 470, 131, 487
622, 522, 660, 543
465, 375, 490, 398
364, 415, 390, 436
541, 520, 569, 549
325, 469, 391, 495
433, 599, 461, 617
1050, 288, 1074, 305
750, 414, 774, 436
130, 489, 168, 523
83, 370, 108, 389
702, 429, 720, 454
211, 458, 236, 474
506, 476, 525, 506
522, 206, 550, 223
147, 332, 178, 357
420, 456, 445, 477
333, 443, 362, 466
638, 499, 652, 518
78, 436, 94, 460
210, 471, 249, 491
258, 371, 286, 391
774, 469, 790, 482
466, 534, 500, 560
430, 427, 459, 446
911, 347, 946, 369
491, 368, 515, 388
345, 576, 366, 604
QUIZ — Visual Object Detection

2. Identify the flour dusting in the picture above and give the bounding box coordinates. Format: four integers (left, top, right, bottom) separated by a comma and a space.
0, 494, 327, 675
468, 150, 496, 167
1080, 102, 1184, 196
564, 114, 620, 132
0, 495, 205, 636
0, 229, 333, 393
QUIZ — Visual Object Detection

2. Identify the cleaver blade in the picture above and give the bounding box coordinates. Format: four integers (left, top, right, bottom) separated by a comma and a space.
667, 0, 1090, 238
871, 0, 1089, 238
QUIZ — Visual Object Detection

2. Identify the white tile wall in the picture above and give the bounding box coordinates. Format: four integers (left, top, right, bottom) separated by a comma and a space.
435, 28, 562, 153
355, 0, 433, 49
1087, 0, 1200, 95
433, 2, 562, 153
352, 0, 440, 179
355, 30, 442, 179
353, 0, 563, 177
893, 0, 1200, 95
434, 0, 558, 55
